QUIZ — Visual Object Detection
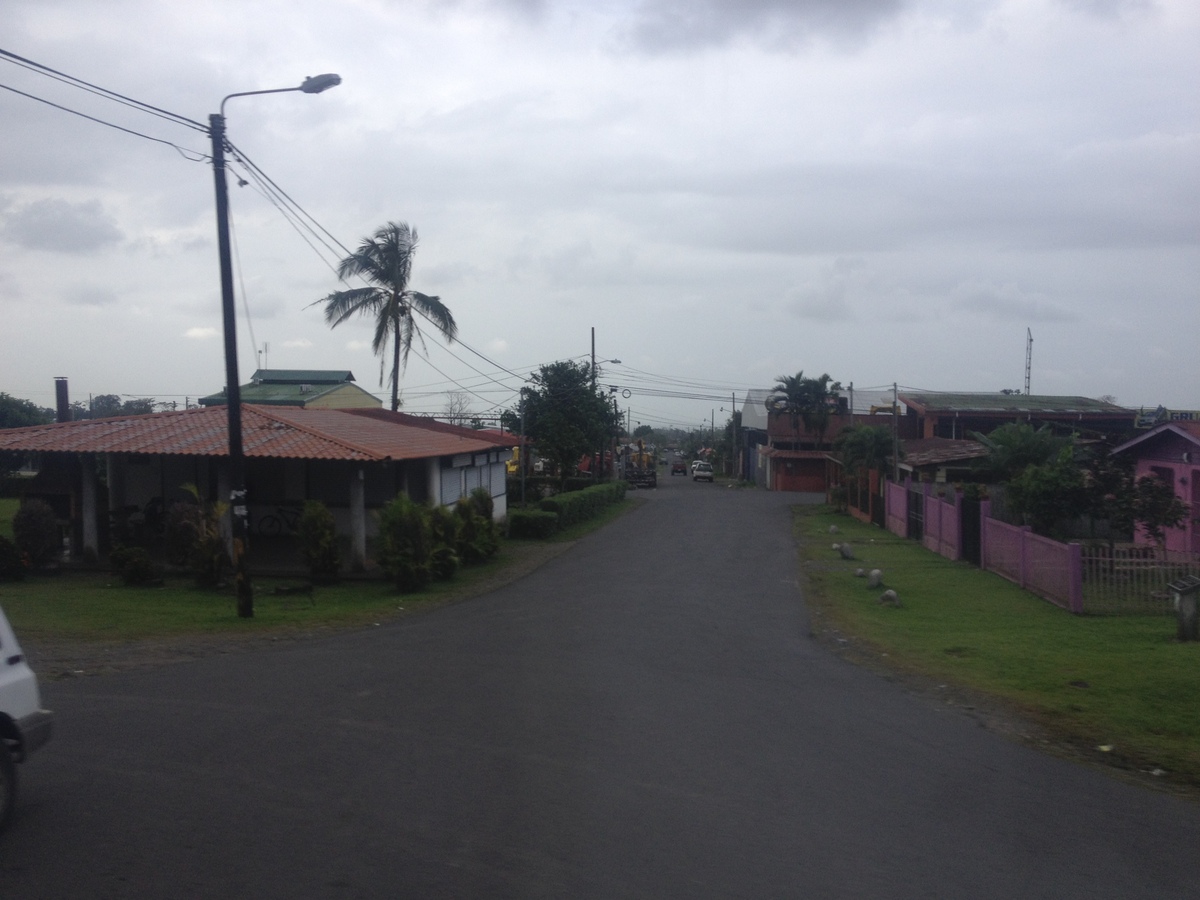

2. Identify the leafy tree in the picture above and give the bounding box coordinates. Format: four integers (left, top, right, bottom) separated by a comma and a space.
500, 360, 617, 484
69, 395, 162, 420
1005, 447, 1090, 537
0, 393, 53, 429
972, 423, 1070, 482
1128, 473, 1188, 549
313, 221, 456, 412
767, 371, 843, 448
835, 426, 894, 479
633, 424, 654, 439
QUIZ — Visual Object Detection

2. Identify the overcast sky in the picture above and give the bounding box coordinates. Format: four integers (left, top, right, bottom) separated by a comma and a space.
1, 0, 1196, 431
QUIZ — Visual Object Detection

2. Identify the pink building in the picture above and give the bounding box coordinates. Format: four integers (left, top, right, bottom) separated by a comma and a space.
1112, 421, 1200, 554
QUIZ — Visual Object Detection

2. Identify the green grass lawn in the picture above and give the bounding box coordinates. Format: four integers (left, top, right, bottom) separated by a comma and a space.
797, 505, 1200, 791
0, 497, 638, 641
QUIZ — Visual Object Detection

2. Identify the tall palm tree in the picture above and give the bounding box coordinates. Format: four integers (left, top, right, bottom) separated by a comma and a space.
767, 371, 842, 447
314, 222, 456, 411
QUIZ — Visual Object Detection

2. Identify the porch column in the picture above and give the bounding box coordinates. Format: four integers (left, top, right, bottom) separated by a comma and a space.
81, 454, 99, 559
349, 465, 366, 572
427, 458, 442, 507
217, 465, 233, 558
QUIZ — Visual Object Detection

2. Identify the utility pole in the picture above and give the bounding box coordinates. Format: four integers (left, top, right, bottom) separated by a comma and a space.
209, 109, 254, 619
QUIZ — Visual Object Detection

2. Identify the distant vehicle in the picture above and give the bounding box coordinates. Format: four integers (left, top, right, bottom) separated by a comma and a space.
671, 458, 687, 476
0, 604, 54, 831
692, 461, 715, 482
625, 439, 657, 488
691, 460, 701, 473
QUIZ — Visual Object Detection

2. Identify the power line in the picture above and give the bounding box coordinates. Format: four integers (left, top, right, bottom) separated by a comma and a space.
0, 80, 208, 160
0, 46, 206, 131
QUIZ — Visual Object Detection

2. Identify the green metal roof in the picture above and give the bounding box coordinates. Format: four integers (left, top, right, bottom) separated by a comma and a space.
898, 393, 1129, 415
248, 369, 355, 384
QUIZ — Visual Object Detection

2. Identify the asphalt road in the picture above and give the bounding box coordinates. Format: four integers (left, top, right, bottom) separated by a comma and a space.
3, 476, 1199, 898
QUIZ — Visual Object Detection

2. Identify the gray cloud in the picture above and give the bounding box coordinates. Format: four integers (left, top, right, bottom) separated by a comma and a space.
952, 280, 1076, 323
0, 197, 123, 252
63, 285, 119, 307
613, 0, 909, 54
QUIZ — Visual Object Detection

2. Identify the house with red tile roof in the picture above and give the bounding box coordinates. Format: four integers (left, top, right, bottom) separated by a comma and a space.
0, 404, 516, 570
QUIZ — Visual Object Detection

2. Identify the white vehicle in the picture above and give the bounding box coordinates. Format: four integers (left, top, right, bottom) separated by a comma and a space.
0, 604, 53, 831
692, 461, 715, 483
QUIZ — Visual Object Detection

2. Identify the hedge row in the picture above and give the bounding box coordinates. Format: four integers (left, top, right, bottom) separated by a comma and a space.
507, 481, 627, 539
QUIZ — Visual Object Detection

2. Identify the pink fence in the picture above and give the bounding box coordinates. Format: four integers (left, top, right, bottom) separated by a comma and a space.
884, 484, 1085, 613
885, 482, 907, 538
981, 512, 1083, 613
922, 491, 960, 561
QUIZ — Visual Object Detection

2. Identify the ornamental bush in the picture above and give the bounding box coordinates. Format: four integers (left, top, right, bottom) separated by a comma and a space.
13, 498, 60, 569
0, 535, 26, 581
378, 495, 432, 593
506, 509, 559, 539
296, 500, 341, 582
109, 544, 159, 586
428, 505, 461, 581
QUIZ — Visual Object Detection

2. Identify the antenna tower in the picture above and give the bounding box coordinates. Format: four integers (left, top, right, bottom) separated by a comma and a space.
1024, 328, 1032, 395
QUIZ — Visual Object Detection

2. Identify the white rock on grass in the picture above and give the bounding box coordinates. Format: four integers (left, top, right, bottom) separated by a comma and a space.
867, 569, 883, 588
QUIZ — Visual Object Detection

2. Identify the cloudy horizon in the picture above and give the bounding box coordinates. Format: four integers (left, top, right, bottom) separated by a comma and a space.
1, 0, 1196, 429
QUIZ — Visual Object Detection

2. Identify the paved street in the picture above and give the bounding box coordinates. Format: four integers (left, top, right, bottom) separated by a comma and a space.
3, 477, 1199, 898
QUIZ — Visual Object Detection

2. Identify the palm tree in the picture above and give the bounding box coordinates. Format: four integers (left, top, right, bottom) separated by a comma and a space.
767, 371, 806, 434
767, 371, 842, 448
314, 222, 456, 411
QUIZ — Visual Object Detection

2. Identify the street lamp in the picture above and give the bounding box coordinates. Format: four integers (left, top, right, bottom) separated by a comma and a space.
209, 73, 341, 618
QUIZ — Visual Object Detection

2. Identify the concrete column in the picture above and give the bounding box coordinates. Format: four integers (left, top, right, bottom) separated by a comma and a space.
217, 465, 233, 558
427, 458, 441, 507
106, 455, 125, 511
81, 454, 99, 559
350, 465, 366, 572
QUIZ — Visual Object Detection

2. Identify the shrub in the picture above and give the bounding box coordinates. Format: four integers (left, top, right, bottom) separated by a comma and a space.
507, 509, 559, 539
167, 485, 229, 588
13, 498, 60, 568
0, 534, 27, 581
455, 488, 499, 565
378, 495, 432, 593
109, 544, 158, 586
296, 500, 341, 582
428, 505, 461, 581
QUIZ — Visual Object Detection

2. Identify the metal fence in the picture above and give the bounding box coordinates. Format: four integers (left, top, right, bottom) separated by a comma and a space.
1080, 544, 1200, 615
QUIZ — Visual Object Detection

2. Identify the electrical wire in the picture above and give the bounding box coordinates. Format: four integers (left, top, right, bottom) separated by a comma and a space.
0, 46, 207, 131
0, 81, 208, 160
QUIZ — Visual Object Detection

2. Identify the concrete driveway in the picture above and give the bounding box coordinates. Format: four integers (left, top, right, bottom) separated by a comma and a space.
3, 477, 1198, 898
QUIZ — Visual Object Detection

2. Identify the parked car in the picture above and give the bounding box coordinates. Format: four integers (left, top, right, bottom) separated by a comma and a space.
0, 604, 54, 831
693, 461, 715, 482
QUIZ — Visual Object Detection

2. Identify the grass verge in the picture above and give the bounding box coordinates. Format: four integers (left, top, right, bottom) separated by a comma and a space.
797, 504, 1200, 796
1, 498, 641, 643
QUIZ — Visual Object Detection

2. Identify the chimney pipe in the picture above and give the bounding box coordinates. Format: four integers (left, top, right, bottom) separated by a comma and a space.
55, 377, 71, 423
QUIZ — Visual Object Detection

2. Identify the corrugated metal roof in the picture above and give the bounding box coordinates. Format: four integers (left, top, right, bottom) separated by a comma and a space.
250, 369, 355, 383
198, 381, 379, 408
899, 392, 1130, 416
899, 438, 990, 468
0, 405, 510, 461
